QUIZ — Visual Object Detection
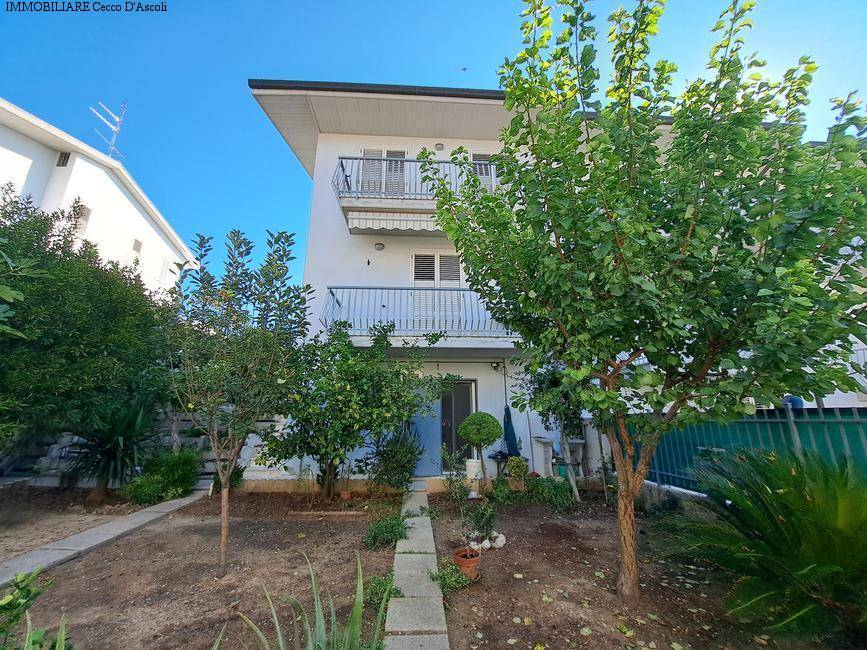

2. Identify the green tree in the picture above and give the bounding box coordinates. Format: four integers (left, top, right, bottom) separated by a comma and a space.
0, 187, 170, 441
169, 230, 309, 575
262, 322, 448, 499
420, 0, 866, 601
456, 411, 503, 490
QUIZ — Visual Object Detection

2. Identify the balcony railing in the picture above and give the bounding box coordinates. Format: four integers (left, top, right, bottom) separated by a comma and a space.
331, 157, 497, 200
321, 286, 514, 338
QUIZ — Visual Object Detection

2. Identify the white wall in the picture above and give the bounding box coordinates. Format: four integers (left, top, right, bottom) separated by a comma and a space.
303, 133, 500, 330
0, 128, 186, 293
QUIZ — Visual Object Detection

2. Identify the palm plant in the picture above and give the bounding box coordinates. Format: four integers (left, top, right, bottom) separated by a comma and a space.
66, 398, 158, 503
213, 553, 389, 650
669, 451, 867, 639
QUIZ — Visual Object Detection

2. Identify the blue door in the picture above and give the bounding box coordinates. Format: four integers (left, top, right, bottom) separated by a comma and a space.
412, 400, 441, 476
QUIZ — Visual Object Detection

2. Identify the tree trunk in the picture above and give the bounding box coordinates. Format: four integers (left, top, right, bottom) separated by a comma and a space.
321, 461, 337, 500
615, 476, 640, 602
477, 446, 489, 493
86, 476, 109, 505
559, 425, 581, 503
217, 485, 230, 577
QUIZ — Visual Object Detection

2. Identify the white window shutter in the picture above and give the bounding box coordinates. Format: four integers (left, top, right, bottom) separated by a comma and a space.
413, 253, 436, 286
439, 255, 461, 288
472, 153, 493, 191
361, 148, 383, 193
385, 149, 406, 195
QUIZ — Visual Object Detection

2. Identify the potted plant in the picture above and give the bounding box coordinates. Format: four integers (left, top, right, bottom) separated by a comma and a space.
506, 456, 529, 492
457, 412, 503, 494
453, 504, 482, 580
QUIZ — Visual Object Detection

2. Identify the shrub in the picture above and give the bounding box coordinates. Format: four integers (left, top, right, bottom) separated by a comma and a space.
505, 456, 529, 481
214, 553, 387, 650
429, 558, 472, 596
669, 452, 867, 640
123, 448, 200, 505
490, 476, 514, 505
363, 514, 407, 550
366, 424, 424, 494
66, 398, 158, 502
457, 412, 502, 487
363, 571, 402, 609
526, 476, 573, 512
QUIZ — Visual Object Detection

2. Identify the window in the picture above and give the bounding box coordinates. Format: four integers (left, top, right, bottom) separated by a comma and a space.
56, 152, 70, 167
412, 252, 462, 287
132, 239, 143, 260
384, 149, 406, 195
412, 252, 464, 330
76, 205, 91, 236
472, 153, 493, 191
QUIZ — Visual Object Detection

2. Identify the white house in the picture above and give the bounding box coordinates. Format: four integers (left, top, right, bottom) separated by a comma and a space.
247, 80, 589, 484
0, 97, 194, 292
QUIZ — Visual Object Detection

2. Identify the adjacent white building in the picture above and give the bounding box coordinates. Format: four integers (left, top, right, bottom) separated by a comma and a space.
0, 97, 194, 292
249, 80, 582, 482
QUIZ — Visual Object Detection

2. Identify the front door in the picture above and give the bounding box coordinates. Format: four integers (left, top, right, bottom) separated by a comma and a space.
441, 381, 473, 459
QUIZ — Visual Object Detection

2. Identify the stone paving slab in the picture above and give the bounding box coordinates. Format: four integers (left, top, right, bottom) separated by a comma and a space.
385, 597, 447, 634
0, 490, 206, 587
385, 634, 451, 650
401, 494, 428, 516
393, 567, 441, 598
405, 517, 433, 540
43, 530, 116, 552
0, 549, 80, 586
395, 537, 436, 554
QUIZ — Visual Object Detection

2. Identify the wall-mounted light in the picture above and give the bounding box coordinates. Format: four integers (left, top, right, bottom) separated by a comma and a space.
374, 242, 385, 251
434, 143, 445, 152
490, 361, 502, 372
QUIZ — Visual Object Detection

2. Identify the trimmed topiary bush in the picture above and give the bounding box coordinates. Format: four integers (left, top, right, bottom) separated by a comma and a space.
457, 412, 502, 488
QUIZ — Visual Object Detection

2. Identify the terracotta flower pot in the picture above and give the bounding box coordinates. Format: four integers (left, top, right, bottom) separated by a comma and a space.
453, 547, 481, 580
339, 490, 352, 501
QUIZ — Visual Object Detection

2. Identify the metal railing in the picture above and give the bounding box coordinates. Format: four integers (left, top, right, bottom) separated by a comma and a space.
331, 157, 497, 200
321, 286, 514, 337
645, 406, 867, 491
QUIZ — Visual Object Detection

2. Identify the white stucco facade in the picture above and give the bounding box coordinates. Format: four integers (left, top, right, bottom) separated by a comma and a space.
0, 98, 194, 292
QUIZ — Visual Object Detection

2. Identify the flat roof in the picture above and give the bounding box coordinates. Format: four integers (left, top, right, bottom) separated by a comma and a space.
248, 79, 506, 102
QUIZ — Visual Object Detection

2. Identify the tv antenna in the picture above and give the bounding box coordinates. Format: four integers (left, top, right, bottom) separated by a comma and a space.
89, 101, 126, 159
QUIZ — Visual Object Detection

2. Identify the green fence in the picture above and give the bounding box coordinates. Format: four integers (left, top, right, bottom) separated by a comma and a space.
647, 407, 867, 491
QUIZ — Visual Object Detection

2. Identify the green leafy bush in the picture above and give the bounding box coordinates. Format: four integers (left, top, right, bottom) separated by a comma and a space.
671, 451, 867, 639
363, 571, 402, 609
363, 514, 408, 550
366, 424, 424, 494
214, 553, 387, 650
490, 476, 514, 505
526, 476, 573, 512
122, 448, 200, 505
429, 558, 472, 596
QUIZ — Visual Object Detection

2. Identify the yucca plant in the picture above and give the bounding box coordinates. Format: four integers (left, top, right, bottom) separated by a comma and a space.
66, 398, 158, 503
669, 451, 867, 639
214, 553, 389, 650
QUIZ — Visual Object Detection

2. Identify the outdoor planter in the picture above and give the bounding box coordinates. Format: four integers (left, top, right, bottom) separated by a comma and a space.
453, 546, 481, 580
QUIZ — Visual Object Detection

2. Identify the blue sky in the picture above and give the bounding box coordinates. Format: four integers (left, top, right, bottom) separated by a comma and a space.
1, 0, 864, 280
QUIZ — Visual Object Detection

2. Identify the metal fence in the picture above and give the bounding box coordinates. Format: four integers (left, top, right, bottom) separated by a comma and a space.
331, 157, 497, 200
321, 286, 514, 338
647, 406, 867, 491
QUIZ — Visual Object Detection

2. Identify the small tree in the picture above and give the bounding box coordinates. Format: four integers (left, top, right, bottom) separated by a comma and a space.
263, 322, 447, 499
457, 412, 503, 490
169, 230, 309, 575
421, 0, 867, 602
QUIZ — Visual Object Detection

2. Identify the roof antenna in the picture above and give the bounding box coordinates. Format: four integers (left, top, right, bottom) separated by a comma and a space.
89, 101, 126, 159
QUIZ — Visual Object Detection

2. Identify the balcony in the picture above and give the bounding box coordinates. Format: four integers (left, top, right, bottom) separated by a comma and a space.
321, 286, 515, 339
331, 157, 497, 235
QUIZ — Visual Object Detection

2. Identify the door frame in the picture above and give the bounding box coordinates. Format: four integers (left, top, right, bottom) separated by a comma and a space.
440, 378, 477, 467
